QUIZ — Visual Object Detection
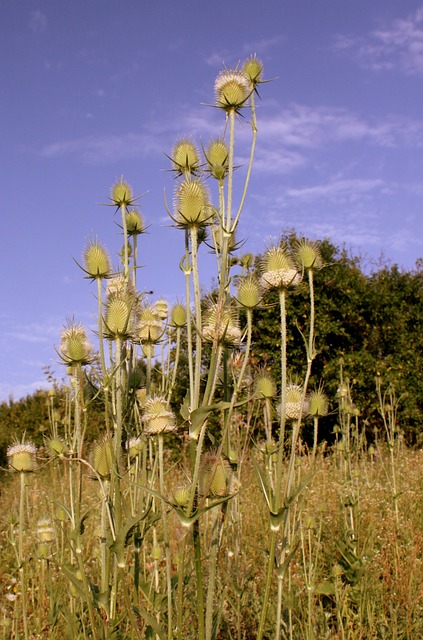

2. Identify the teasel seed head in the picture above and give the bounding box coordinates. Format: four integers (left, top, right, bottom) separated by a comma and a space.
92, 435, 115, 479
137, 304, 163, 344
173, 178, 212, 228
155, 298, 169, 321
106, 274, 136, 303
171, 138, 201, 176
254, 371, 277, 399
45, 436, 67, 458
205, 137, 229, 181
236, 275, 262, 309
173, 486, 191, 508
7, 439, 37, 472
242, 54, 264, 88
126, 208, 145, 235
170, 302, 187, 328
281, 384, 304, 420
127, 437, 143, 459
83, 239, 111, 279
214, 69, 250, 112
111, 176, 134, 207
307, 387, 329, 417
105, 297, 133, 339
199, 451, 231, 498
260, 245, 301, 291
60, 322, 94, 366
143, 396, 176, 435
293, 239, 323, 271
202, 300, 242, 346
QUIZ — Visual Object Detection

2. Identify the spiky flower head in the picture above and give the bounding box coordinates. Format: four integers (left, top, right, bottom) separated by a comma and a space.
199, 451, 231, 498
173, 178, 212, 228
202, 301, 242, 346
242, 54, 264, 88
173, 486, 191, 508
45, 436, 67, 458
92, 435, 114, 479
7, 439, 37, 472
136, 387, 147, 408
212, 225, 238, 255
170, 302, 187, 328
155, 299, 169, 321
60, 322, 94, 366
106, 274, 136, 303
37, 518, 55, 543
293, 239, 323, 271
260, 245, 301, 291
127, 437, 143, 459
105, 297, 133, 339
307, 388, 329, 417
111, 176, 134, 207
143, 396, 176, 435
137, 304, 163, 344
126, 208, 145, 235
205, 137, 229, 180
254, 371, 277, 399
236, 275, 262, 309
214, 69, 250, 112
171, 138, 201, 176
281, 384, 304, 420
83, 239, 111, 279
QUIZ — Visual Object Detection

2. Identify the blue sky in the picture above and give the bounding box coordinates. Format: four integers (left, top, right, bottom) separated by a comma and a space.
1, 0, 423, 402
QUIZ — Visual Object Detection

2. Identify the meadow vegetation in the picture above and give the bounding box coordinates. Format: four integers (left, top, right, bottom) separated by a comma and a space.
1, 56, 422, 640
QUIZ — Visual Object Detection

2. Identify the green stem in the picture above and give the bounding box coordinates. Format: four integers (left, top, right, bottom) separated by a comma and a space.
190, 225, 202, 408
159, 435, 173, 639
257, 531, 277, 640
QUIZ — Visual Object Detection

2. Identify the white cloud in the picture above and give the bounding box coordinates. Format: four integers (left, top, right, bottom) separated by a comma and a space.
29, 10, 47, 34
335, 6, 423, 75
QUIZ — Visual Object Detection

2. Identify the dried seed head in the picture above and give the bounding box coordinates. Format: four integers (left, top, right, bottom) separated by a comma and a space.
143, 396, 176, 435
127, 437, 143, 458
205, 137, 229, 180
137, 305, 163, 343
7, 440, 37, 472
111, 176, 133, 207
106, 274, 136, 303
105, 298, 133, 338
202, 301, 241, 346
173, 486, 191, 508
126, 208, 144, 235
242, 54, 264, 87
307, 388, 329, 417
214, 69, 250, 112
92, 435, 114, 479
260, 245, 301, 290
236, 275, 262, 309
293, 239, 323, 271
254, 371, 277, 399
199, 452, 230, 498
171, 138, 201, 176
37, 518, 55, 543
60, 322, 94, 366
170, 302, 187, 328
154, 299, 169, 320
83, 239, 111, 279
174, 179, 212, 228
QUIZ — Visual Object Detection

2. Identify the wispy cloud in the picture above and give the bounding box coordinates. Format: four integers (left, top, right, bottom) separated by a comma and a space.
335, 6, 423, 75
29, 9, 47, 34
205, 37, 282, 67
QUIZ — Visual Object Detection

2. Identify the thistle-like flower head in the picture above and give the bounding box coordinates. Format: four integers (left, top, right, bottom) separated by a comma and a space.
307, 387, 329, 417
171, 138, 201, 176
279, 384, 304, 420
173, 178, 212, 228
235, 275, 262, 309
110, 176, 135, 207
293, 239, 323, 271
83, 239, 111, 280
204, 137, 229, 181
59, 322, 94, 366
199, 451, 231, 498
214, 68, 250, 112
242, 54, 264, 88
92, 435, 115, 479
170, 302, 187, 328
202, 300, 241, 346
126, 208, 145, 236
7, 439, 37, 472
260, 245, 301, 291
142, 396, 176, 435
254, 370, 277, 399
136, 304, 163, 344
